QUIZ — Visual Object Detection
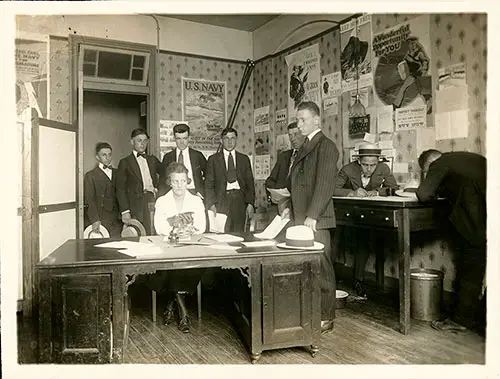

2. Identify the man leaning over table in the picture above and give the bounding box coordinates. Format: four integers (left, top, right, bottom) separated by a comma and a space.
333, 143, 398, 298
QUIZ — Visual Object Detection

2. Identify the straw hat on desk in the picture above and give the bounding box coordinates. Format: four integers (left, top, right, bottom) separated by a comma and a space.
276, 225, 324, 250
121, 218, 147, 237
83, 224, 110, 239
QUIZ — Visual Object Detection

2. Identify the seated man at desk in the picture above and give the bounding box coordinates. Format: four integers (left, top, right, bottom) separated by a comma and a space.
417, 149, 486, 334
333, 143, 398, 297
152, 162, 206, 332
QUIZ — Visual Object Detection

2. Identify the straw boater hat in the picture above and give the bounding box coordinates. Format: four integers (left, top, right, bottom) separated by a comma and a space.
121, 218, 147, 237
83, 224, 110, 239
277, 225, 324, 250
354, 143, 384, 158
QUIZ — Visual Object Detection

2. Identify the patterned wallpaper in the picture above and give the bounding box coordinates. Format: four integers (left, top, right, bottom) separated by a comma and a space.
49, 37, 71, 123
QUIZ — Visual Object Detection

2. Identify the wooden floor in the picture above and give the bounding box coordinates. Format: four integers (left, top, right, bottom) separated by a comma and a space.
18, 289, 486, 365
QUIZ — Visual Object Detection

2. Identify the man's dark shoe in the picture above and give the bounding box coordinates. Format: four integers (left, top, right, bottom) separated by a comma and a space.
353, 280, 368, 298
321, 320, 334, 335
163, 301, 176, 325
178, 315, 191, 333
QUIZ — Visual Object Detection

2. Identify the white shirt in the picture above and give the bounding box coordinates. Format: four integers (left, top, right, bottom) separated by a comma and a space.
134, 150, 155, 193
176, 148, 195, 190
154, 190, 206, 236
99, 163, 112, 180
306, 128, 321, 142
223, 149, 240, 190
361, 175, 370, 188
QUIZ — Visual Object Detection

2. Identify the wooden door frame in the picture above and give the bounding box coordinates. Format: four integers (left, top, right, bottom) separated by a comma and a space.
69, 35, 157, 238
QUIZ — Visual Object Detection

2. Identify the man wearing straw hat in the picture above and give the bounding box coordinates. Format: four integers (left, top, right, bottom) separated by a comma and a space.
334, 142, 398, 297
84, 142, 122, 238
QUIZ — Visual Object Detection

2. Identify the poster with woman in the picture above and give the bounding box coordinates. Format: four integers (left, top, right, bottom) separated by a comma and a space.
372, 15, 432, 115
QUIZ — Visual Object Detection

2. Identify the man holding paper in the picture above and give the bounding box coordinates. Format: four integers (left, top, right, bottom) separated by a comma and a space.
265, 121, 305, 203
205, 127, 255, 233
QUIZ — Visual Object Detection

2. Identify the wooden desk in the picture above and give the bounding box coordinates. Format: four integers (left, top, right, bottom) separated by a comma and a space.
37, 238, 322, 364
332, 196, 448, 335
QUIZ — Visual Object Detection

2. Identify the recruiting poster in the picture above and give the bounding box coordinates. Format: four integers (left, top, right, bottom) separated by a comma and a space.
321, 72, 342, 99
275, 108, 288, 130
182, 77, 227, 151
254, 105, 270, 133
285, 44, 321, 122
15, 38, 48, 118
254, 155, 271, 180
395, 104, 427, 131
372, 15, 432, 116
340, 14, 373, 93
255, 132, 270, 155
276, 133, 291, 154
323, 97, 339, 115
159, 120, 184, 159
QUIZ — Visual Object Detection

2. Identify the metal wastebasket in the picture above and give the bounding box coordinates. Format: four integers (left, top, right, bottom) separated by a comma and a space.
410, 268, 444, 321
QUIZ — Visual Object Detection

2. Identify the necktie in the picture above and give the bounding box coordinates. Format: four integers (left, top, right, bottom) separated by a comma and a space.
137, 152, 146, 159
287, 150, 298, 177
227, 152, 237, 183
178, 150, 184, 164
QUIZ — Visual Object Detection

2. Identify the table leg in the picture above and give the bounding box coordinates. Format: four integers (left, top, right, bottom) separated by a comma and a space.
249, 263, 263, 363
38, 270, 51, 363
397, 208, 411, 334
310, 345, 319, 358
111, 269, 129, 363
372, 230, 385, 289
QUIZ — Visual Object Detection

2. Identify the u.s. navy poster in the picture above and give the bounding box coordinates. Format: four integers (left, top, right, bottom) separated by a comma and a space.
182, 77, 227, 151
285, 44, 320, 122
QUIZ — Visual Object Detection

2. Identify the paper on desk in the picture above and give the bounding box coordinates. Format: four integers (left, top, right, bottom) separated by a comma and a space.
254, 215, 290, 240
203, 233, 244, 243
208, 210, 227, 233
205, 244, 240, 251
117, 246, 164, 257
266, 187, 291, 203
95, 240, 153, 249
242, 240, 276, 248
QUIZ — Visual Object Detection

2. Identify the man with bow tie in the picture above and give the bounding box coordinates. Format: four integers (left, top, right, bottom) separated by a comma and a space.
265, 122, 305, 203
84, 142, 122, 238
116, 128, 162, 235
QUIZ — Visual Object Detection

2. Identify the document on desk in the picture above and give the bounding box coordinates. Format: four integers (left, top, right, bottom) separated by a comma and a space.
208, 210, 227, 233
254, 215, 290, 240
95, 240, 165, 257
241, 240, 276, 248
202, 233, 244, 243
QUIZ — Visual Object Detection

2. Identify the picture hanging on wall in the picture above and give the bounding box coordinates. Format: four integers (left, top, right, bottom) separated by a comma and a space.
285, 44, 321, 122
372, 15, 432, 116
159, 120, 185, 160
181, 77, 227, 152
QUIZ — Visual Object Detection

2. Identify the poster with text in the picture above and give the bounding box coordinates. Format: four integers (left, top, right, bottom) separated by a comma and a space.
16, 38, 48, 118
275, 108, 288, 130
323, 97, 339, 115
340, 14, 373, 93
254, 155, 271, 180
159, 120, 185, 160
254, 105, 270, 133
255, 131, 270, 155
372, 15, 432, 117
285, 44, 321, 122
182, 77, 227, 151
321, 72, 342, 99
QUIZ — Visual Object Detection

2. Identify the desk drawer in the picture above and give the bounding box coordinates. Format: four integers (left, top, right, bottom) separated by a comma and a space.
353, 208, 398, 228
334, 206, 355, 224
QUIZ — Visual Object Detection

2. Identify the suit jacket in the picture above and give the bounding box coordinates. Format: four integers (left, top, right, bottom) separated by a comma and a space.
265, 149, 294, 189
84, 166, 120, 225
204, 150, 255, 209
334, 161, 398, 196
288, 130, 339, 229
159, 147, 207, 197
416, 152, 486, 247
116, 153, 162, 222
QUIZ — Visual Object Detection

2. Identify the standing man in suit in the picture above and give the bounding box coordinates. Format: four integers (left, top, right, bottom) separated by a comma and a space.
84, 142, 122, 238
282, 101, 338, 334
159, 123, 207, 198
205, 127, 255, 233
417, 150, 486, 334
334, 143, 399, 298
265, 121, 305, 201
116, 128, 162, 235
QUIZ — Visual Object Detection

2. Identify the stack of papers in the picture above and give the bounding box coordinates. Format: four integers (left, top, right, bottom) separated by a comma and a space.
94, 240, 164, 257
208, 211, 227, 233
241, 240, 276, 248
254, 215, 290, 240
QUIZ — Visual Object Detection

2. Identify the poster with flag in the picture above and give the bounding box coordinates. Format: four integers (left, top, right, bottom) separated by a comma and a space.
285, 44, 321, 122
15, 38, 48, 118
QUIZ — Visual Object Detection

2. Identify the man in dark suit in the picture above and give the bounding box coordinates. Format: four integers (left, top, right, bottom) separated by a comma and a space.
159, 123, 207, 198
84, 142, 122, 238
282, 101, 338, 334
417, 149, 486, 334
116, 128, 162, 235
265, 121, 305, 199
205, 127, 255, 233
334, 143, 399, 297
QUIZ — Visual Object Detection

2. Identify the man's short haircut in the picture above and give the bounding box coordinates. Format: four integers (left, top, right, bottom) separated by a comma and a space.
287, 121, 298, 130
173, 123, 190, 135
418, 149, 441, 169
130, 128, 149, 139
95, 142, 112, 154
221, 127, 238, 138
297, 101, 320, 117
